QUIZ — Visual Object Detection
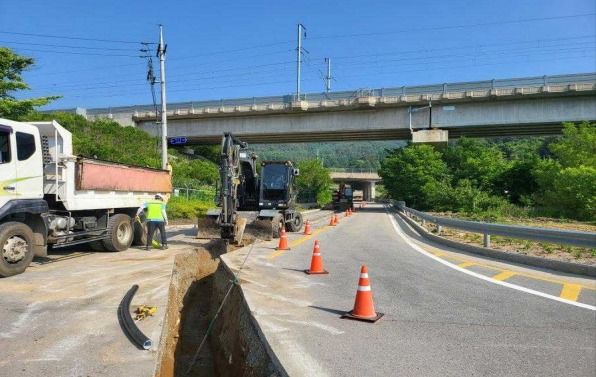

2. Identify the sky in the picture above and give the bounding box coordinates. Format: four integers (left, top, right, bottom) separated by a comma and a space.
1, 0, 595, 110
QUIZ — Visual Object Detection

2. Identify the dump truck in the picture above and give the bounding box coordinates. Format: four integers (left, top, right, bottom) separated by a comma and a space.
0, 118, 172, 277
198, 133, 303, 244
332, 183, 354, 211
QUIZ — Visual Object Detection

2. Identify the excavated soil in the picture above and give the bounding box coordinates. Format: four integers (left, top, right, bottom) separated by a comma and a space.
153, 240, 286, 377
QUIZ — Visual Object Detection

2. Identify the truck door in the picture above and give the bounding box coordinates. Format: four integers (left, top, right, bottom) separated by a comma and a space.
14, 130, 43, 199
0, 125, 17, 204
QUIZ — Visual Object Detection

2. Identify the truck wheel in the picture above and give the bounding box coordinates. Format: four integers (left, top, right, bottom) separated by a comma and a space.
103, 214, 133, 252
286, 212, 303, 232
133, 215, 147, 246
0, 222, 35, 277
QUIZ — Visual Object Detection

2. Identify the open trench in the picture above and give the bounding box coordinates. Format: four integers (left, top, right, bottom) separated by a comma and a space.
153, 239, 286, 377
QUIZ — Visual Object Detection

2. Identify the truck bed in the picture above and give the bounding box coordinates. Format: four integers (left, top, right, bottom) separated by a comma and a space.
75, 158, 171, 193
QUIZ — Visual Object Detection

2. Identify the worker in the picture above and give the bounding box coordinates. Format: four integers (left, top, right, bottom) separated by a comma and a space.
136, 193, 169, 250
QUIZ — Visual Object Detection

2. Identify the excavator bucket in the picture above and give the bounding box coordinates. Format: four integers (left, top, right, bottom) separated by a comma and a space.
196, 215, 221, 239
244, 218, 275, 242
233, 217, 248, 245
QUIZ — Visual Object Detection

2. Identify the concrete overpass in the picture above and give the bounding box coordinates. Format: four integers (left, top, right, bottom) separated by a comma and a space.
330, 170, 382, 201
64, 73, 595, 143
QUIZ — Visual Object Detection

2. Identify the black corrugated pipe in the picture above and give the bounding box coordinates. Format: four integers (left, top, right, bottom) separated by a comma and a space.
117, 284, 153, 350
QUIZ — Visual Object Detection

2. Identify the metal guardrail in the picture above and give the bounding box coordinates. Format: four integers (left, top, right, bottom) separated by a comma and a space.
396, 203, 596, 249
79, 72, 595, 117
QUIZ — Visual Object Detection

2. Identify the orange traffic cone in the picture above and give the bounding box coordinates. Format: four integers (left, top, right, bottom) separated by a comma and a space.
304, 220, 312, 235
341, 265, 383, 322
345, 209, 349, 217
305, 240, 328, 275
335, 213, 340, 223
276, 228, 290, 250
329, 214, 337, 226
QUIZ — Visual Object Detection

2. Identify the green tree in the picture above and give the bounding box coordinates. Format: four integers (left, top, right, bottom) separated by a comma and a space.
443, 138, 509, 193
533, 122, 596, 220
295, 159, 333, 206
549, 122, 596, 168
169, 150, 219, 187
0, 47, 59, 119
379, 144, 450, 209
25, 112, 162, 167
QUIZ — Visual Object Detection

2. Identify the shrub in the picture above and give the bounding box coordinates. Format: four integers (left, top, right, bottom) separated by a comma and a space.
167, 196, 212, 219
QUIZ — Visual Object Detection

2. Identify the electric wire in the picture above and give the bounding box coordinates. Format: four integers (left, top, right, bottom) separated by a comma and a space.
310, 13, 596, 40
0, 30, 153, 44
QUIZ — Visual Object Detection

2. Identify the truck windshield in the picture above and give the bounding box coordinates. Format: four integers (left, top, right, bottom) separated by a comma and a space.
262, 164, 288, 190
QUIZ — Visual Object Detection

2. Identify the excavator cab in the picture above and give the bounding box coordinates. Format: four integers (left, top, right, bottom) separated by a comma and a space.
259, 161, 298, 209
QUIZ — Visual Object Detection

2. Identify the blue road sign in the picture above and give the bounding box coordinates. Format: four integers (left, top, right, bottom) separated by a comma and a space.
169, 137, 188, 145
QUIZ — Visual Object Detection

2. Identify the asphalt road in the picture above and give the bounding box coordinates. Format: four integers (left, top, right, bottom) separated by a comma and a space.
222, 204, 596, 377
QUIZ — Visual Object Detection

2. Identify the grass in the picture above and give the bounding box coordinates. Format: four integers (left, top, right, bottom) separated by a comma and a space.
167, 196, 213, 220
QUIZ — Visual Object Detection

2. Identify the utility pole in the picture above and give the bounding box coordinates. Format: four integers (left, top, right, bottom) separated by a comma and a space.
324, 57, 332, 93
296, 23, 306, 101
158, 25, 168, 170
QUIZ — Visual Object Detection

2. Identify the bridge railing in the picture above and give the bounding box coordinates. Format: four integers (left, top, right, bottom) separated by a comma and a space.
82, 72, 595, 119
329, 168, 379, 174
395, 202, 596, 249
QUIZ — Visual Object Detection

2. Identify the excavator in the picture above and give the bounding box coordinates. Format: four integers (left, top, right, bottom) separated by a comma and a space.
198, 133, 303, 244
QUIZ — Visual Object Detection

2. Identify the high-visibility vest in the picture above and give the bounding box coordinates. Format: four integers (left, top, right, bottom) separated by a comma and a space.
146, 200, 165, 221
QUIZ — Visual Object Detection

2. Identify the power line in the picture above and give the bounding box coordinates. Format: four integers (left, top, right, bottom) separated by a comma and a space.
0, 30, 153, 44
333, 52, 595, 86
314, 35, 595, 62
28, 43, 592, 93
332, 42, 595, 70
47, 49, 592, 102
0, 39, 134, 51
10, 47, 141, 58
310, 13, 596, 40
172, 41, 293, 60
24, 62, 146, 77
31, 60, 296, 91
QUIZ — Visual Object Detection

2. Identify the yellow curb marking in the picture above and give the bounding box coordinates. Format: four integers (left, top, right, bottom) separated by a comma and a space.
268, 224, 334, 259
457, 261, 476, 268
422, 243, 596, 291
492, 270, 517, 281
560, 283, 582, 301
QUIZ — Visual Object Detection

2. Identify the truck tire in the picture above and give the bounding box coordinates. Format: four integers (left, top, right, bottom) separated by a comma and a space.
286, 212, 303, 232
0, 222, 35, 277
103, 214, 134, 252
133, 215, 147, 246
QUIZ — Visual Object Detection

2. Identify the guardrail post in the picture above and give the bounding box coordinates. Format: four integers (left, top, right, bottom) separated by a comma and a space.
483, 233, 491, 248
437, 225, 442, 235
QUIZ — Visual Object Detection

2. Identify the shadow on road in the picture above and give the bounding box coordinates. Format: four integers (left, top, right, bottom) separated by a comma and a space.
308, 305, 346, 316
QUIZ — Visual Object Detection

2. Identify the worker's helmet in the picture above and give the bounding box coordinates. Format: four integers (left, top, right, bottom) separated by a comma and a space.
155, 193, 164, 200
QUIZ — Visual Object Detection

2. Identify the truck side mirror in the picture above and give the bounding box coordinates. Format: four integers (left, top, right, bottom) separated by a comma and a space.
293, 168, 300, 176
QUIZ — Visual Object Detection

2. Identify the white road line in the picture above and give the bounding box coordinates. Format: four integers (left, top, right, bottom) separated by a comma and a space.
386, 211, 596, 311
